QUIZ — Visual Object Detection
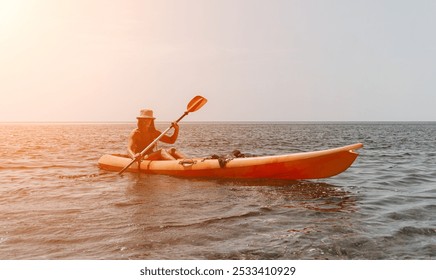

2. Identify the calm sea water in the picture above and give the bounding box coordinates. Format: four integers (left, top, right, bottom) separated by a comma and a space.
0, 122, 435, 259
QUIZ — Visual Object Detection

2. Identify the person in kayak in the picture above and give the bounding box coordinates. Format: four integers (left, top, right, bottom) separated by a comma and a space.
127, 109, 186, 161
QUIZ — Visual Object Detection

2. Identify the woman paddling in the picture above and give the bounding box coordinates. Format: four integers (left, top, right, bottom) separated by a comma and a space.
127, 109, 186, 161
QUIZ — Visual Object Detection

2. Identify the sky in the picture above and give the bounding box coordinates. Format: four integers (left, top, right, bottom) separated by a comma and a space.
1, 0, 436, 122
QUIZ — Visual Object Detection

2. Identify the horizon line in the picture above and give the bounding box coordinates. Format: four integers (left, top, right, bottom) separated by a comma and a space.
1, 120, 436, 124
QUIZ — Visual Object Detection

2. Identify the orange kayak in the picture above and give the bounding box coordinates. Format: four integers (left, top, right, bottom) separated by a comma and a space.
98, 143, 363, 180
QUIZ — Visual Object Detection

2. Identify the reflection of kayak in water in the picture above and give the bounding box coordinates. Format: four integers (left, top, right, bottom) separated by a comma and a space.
98, 143, 363, 180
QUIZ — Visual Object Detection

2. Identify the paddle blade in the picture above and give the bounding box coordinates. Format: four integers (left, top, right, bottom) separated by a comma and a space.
186, 95, 207, 113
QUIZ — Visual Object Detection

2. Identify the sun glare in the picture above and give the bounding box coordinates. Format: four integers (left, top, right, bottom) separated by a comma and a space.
0, 0, 30, 32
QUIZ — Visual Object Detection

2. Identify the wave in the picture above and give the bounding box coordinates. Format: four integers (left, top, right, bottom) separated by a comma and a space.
0, 164, 85, 170
396, 226, 436, 237
149, 210, 263, 230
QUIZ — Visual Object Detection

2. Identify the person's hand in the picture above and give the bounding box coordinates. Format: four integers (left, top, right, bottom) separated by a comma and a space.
134, 153, 142, 161
172, 122, 179, 130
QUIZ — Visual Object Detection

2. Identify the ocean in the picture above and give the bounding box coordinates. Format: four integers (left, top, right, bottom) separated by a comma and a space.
0, 122, 435, 259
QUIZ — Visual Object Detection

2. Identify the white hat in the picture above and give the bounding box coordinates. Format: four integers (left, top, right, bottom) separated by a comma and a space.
137, 109, 155, 119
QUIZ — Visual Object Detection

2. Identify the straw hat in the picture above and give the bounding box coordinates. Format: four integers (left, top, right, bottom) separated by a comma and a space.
137, 109, 155, 119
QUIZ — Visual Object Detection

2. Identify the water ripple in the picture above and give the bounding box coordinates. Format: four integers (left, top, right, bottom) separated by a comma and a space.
1, 123, 435, 259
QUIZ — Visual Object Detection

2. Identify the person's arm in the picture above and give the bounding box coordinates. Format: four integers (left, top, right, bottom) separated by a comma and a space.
159, 122, 180, 144
127, 130, 139, 159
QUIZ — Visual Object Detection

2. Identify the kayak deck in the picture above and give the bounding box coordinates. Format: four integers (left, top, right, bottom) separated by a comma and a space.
98, 143, 363, 180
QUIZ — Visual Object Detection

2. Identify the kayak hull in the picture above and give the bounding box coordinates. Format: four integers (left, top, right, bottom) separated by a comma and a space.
98, 143, 363, 180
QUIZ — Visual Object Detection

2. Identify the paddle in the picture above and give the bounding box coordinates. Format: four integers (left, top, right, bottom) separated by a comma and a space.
118, 95, 207, 175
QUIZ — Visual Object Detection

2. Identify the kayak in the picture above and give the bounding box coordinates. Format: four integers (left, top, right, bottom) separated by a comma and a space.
98, 143, 363, 180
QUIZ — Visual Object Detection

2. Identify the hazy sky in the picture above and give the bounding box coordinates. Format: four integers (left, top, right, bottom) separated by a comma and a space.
1, 0, 435, 122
